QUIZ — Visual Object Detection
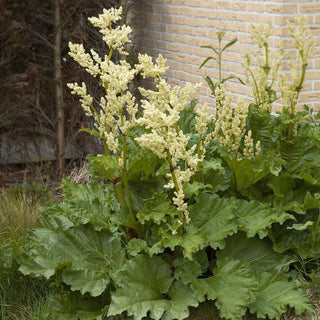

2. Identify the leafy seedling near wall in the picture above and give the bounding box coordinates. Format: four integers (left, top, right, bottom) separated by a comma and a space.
200, 30, 244, 97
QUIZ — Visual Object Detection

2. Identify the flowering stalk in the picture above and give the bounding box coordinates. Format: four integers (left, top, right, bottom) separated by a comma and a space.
135, 55, 210, 232
67, 6, 138, 216
279, 15, 314, 140
243, 22, 284, 111
213, 86, 260, 158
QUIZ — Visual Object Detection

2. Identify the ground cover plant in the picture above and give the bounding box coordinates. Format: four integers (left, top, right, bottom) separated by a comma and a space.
0, 183, 58, 319
19, 7, 320, 320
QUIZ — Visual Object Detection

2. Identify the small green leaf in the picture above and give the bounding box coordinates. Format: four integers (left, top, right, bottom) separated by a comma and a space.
201, 45, 218, 55
221, 38, 237, 53
80, 128, 103, 139
199, 56, 216, 69
203, 76, 216, 94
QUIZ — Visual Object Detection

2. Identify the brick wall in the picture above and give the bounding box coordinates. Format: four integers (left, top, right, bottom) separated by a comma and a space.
129, 0, 320, 111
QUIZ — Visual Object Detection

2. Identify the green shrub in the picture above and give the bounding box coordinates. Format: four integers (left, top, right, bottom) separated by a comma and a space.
19, 7, 320, 320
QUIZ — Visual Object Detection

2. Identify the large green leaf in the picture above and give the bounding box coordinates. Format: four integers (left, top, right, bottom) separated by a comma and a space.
217, 232, 294, 273
173, 250, 209, 285
130, 176, 166, 211
108, 255, 174, 320
193, 258, 258, 320
19, 224, 125, 296
162, 194, 238, 259
222, 152, 284, 193
272, 210, 320, 258
178, 99, 197, 134
280, 136, 320, 173
87, 154, 121, 180
126, 133, 161, 181
44, 179, 119, 231
137, 193, 179, 225
162, 281, 199, 320
41, 291, 107, 320
234, 199, 293, 238
249, 272, 312, 319
246, 108, 279, 153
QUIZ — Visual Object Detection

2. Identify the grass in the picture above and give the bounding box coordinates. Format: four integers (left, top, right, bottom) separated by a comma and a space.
0, 183, 57, 320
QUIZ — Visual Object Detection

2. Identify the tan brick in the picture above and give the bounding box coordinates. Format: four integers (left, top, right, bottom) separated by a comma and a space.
305, 70, 320, 81
130, 0, 320, 109
266, 4, 297, 14
300, 4, 320, 14
223, 11, 238, 21
193, 28, 208, 37
214, 1, 230, 10
299, 91, 320, 102
231, 2, 247, 11
302, 81, 313, 91
247, 3, 265, 13
179, 44, 194, 55
167, 25, 193, 35
166, 42, 180, 52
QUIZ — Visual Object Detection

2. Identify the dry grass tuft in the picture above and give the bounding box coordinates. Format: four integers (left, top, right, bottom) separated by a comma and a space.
67, 159, 90, 184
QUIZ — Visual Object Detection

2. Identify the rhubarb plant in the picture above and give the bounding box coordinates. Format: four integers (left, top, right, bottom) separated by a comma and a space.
19, 7, 319, 320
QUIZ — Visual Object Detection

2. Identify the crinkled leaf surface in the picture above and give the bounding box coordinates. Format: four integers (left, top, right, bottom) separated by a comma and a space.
162, 193, 238, 259
193, 258, 258, 320
46, 179, 117, 231
42, 291, 107, 320
272, 210, 320, 258
280, 136, 320, 173
137, 193, 179, 225
130, 176, 166, 211
87, 154, 121, 180
234, 199, 293, 238
162, 281, 199, 320
19, 223, 125, 296
173, 250, 209, 285
223, 152, 283, 192
249, 272, 312, 319
108, 255, 174, 320
178, 99, 197, 134
126, 238, 148, 256
217, 232, 294, 272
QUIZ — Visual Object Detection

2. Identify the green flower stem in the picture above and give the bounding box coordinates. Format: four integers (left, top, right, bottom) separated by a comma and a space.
107, 48, 114, 62
166, 152, 180, 192
104, 141, 110, 156
264, 43, 270, 76
295, 63, 307, 110
197, 134, 203, 159
217, 32, 222, 83
114, 180, 128, 212
311, 209, 320, 252
120, 110, 134, 213
247, 67, 260, 106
